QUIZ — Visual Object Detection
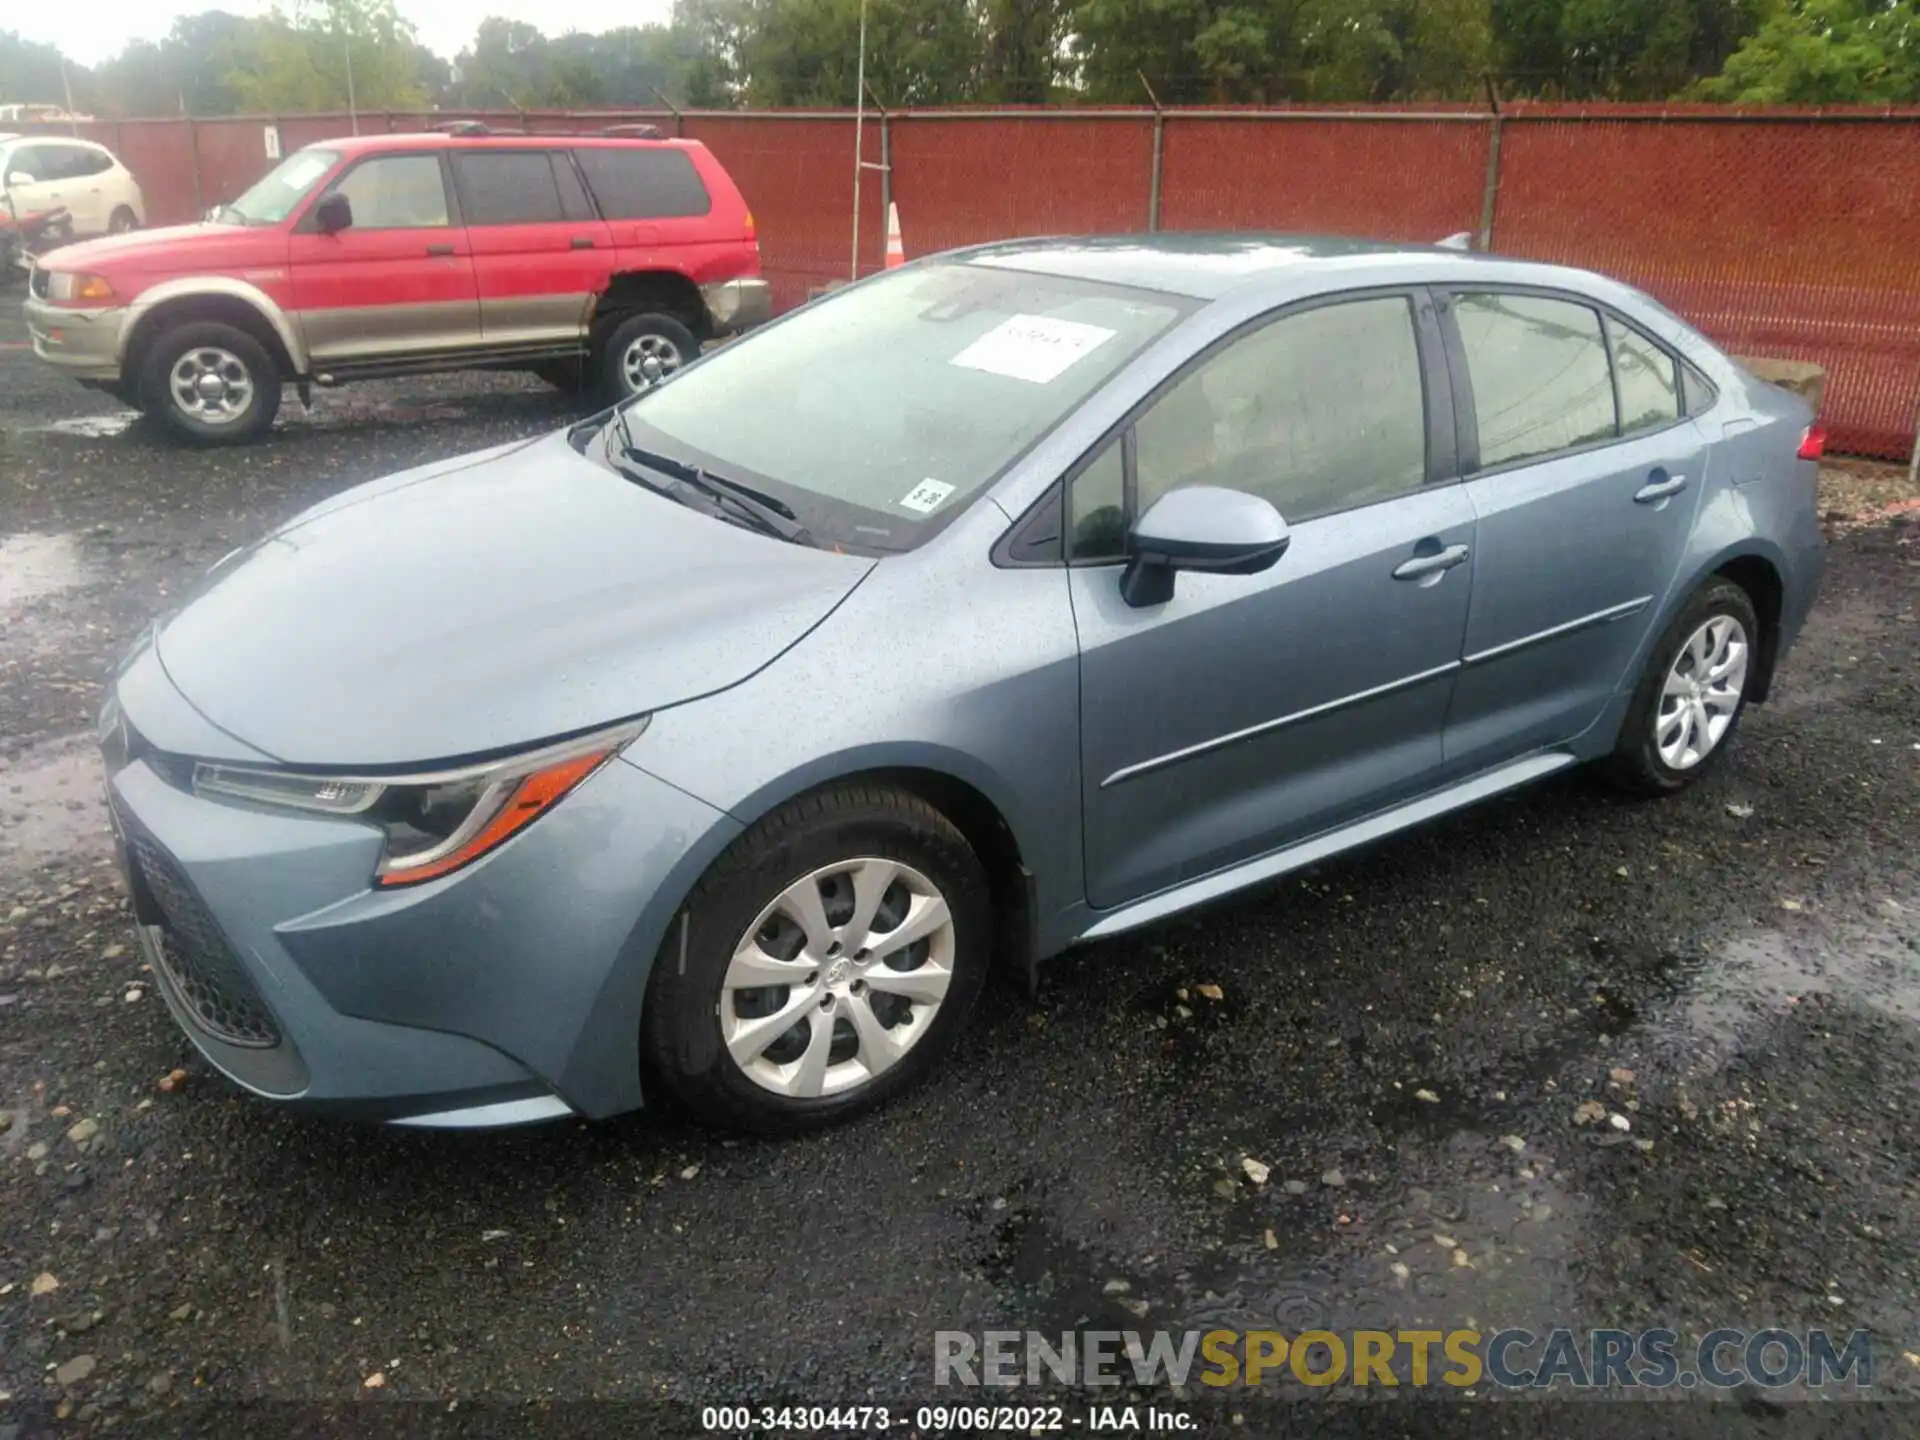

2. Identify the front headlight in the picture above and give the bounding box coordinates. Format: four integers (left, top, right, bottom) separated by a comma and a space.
191, 719, 647, 887
45, 271, 114, 302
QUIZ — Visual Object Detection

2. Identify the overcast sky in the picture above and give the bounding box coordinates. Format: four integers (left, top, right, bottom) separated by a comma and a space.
15, 0, 677, 67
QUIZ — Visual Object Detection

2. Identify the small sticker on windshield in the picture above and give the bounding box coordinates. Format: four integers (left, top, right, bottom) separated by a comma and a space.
899, 479, 956, 514
950, 314, 1117, 384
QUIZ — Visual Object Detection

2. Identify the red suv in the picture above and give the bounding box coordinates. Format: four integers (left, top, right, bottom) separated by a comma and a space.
23, 129, 770, 442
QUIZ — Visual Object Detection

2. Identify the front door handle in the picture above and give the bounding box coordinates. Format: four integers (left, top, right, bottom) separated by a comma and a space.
1392, 543, 1470, 582
425, 243, 455, 257
570, 236, 595, 249
1634, 472, 1688, 503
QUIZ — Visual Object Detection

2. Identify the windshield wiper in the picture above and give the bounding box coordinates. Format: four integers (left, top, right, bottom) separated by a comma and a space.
611, 427, 816, 547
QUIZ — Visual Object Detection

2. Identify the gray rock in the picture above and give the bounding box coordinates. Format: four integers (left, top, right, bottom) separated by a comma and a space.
54, 1354, 97, 1386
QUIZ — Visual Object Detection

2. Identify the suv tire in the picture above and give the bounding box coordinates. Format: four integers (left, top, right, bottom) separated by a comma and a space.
595, 311, 698, 402
1601, 577, 1760, 796
138, 320, 281, 445
642, 785, 992, 1134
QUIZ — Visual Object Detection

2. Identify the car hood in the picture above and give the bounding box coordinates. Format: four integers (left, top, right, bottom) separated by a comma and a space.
41, 222, 274, 273
155, 430, 874, 766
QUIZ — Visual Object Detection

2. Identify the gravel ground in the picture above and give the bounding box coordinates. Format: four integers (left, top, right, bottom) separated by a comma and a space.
1, 306, 1918, 1437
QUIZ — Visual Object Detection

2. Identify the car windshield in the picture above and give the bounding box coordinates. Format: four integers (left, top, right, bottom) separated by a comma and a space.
607, 261, 1192, 552
216, 149, 339, 225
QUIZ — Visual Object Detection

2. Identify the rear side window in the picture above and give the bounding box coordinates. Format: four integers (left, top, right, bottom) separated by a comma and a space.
574, 147, 712, 220
1680, 359, 1717, 417
1606, 315, 1681, 434
452, 151, 565, 225
1454, 292, 1616, 468
552, 154, 596, 222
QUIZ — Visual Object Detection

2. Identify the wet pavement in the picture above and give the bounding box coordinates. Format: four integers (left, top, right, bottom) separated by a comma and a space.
1, 306, 1917, 1434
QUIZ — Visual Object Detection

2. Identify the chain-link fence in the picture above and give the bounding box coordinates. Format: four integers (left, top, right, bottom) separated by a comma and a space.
15, 103, 1920, 459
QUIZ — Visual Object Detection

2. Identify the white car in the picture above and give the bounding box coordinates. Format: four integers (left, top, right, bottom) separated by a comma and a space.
0, 135, 144, 237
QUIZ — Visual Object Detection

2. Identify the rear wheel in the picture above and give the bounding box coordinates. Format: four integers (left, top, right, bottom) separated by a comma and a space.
137, 321, 281, 445
642, 785, 991, 1133
1600, 578, 1758, 795
593, 311, 698, 403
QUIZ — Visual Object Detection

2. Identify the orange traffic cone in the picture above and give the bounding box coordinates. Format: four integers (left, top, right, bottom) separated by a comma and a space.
884, 202, 906, 269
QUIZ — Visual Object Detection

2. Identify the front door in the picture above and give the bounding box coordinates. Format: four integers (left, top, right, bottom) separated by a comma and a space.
288, 152, 482, 365
449, 149, 613, 348
1071, 292, 1476, 910
1438, 290, 1711, 771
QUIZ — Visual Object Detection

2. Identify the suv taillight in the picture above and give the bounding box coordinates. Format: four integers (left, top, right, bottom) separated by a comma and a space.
1797, 424, 1828, 461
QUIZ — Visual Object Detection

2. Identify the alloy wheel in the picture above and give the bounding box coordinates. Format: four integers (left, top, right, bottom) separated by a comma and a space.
621, 333, 684, 393
168, 347, 254, 427
720, 858, 956, 1099
1655, 614, 1748, 770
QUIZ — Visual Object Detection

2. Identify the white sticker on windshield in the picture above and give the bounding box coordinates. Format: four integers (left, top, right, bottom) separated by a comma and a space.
950, 314, 1117, 384
279, 152, 331, 188
899, 479, 956, 514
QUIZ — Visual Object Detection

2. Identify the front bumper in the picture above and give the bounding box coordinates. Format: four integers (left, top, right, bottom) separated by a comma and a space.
23, 293, 125, 381
102, 664, 740, 1125
700, 276, 772, 335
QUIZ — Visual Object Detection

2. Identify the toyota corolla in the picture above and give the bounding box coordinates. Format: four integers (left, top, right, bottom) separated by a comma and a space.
97, 235, 1824, 1132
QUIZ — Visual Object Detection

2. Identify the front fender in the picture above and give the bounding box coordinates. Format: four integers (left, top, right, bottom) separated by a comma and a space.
118, 276, 309, 374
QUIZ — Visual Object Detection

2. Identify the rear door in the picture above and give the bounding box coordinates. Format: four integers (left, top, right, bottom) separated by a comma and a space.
288, 151, 482, 365
574, 144, 726, 276
1440, 289, 1710, 772
449, 148, 613, 349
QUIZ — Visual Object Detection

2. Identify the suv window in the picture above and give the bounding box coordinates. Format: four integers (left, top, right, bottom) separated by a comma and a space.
1606, 314, 1681, 435
326, 154, 449, 230
452, 151, 568, 226
1453, 292, 1616, 468
575, 147, 711, 220
1088, 295, 1426, 543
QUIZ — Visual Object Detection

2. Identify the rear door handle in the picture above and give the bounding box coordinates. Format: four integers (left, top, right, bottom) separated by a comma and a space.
425, 243, 455, 257
570, 236, 595, 250
1392, 543, 1470, 581
1634, 472, 1688, 503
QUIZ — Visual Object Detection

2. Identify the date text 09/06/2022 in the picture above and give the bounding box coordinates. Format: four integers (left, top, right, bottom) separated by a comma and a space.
700, 1406, 1193, 1432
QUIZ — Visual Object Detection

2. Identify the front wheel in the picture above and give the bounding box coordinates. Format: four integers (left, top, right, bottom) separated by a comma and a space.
594, 311, 698, 403
137, 321, 281, 445
1600, 578, 1759, 795
642, 786, 992, 1133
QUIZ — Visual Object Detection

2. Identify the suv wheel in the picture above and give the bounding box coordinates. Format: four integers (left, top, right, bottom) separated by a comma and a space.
1601, 577, 1759, 795
138, 321, 281, 445
642, 785, 991, 1134
596, 312, 698, 402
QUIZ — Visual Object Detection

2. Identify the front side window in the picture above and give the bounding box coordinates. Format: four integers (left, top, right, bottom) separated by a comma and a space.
1129, 295, 1427, 527
2, 145, 48, 182
1607, 315, 1681, 434
220, 148, 338, 226
326, 155, 449, 230
612, 261, 1190, 553
1454, 292, 1616, 468
452, 151, 564, 226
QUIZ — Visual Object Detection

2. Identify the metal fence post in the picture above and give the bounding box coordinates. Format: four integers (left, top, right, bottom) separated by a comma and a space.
879, 108, 892, 238
1477, 76, 1503, 252
1141, 72, 1164, 231
185, 116, 203, 218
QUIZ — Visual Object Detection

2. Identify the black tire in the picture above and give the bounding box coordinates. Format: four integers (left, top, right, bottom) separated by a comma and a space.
642, 785, 992, 1134
108, 206, 140, 235
593, 311, 699, 403
137, 321, 281, 445
1600, 578, 1760, 796
530, 359, 585, 392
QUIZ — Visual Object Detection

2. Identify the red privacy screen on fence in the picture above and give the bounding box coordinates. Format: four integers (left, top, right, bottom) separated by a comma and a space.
15, 104, 1920, 459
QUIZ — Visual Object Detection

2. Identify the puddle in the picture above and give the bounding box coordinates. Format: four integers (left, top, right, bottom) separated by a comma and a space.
0, 531, 88, 608
24, 412, 140, 439
0, 735, 111, 877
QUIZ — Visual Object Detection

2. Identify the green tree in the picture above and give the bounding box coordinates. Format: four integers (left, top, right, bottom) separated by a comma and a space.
1491, 0, 1765, 96
229, 0, 436, 113
1694, 0, 1920, 100
0, 29, 89, 110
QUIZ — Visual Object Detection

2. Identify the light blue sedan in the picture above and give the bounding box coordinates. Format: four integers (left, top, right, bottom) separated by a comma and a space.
98, 235, 1825, 1132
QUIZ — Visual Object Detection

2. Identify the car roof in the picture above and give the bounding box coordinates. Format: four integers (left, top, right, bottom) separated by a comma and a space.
317, 132, 702, 158
960, 232, 1533, 301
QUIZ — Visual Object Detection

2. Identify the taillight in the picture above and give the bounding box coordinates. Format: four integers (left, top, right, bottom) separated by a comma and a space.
742, 209, 756, 238
1797, 424, 1827, 461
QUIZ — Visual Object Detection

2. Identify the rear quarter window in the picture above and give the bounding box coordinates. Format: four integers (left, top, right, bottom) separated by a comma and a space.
574, 147, 712, 220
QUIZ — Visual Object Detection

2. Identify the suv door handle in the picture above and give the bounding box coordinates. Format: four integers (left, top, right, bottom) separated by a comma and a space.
570, 236, 595, 249
425, 243, 455, 257
1392, 543, 1470, 581
1634, 472, 1688, 503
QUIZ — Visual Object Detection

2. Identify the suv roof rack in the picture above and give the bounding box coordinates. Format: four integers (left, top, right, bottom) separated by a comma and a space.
425, 120, 664, 140
600, 124, 665, 139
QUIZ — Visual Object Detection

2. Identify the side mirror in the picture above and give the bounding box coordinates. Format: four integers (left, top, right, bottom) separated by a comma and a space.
313, 192, 353, 234
5, 172, 33, 190
1120, 485, 1290, 608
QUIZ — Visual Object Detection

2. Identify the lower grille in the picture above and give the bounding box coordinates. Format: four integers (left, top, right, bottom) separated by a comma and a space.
126, 832, 281, 1048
